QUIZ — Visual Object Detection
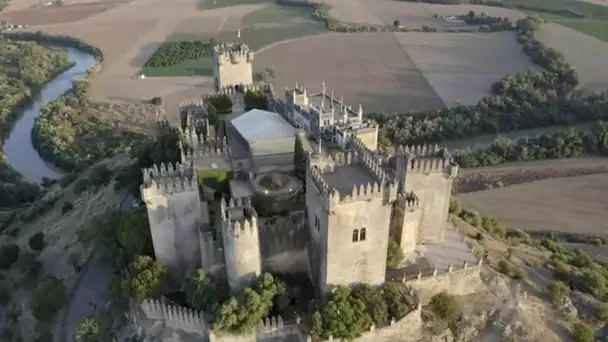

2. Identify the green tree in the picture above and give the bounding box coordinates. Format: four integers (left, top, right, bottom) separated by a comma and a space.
311, 285, 373, 340
207, 104, 220, 130
30, 276, 66, 321
76, 316, 101, 342
428, 292, 461, 324
213, 273, 287, 334
184, 269, 226, 314
573, 322, 595, 342
120, 255, 168, 300
293, 134, 306, 181
551, 281, 571, 307
384, 282, 410, 320
243, 90, 268, 110
386, 238, 404, 269
208, 94, 232, 114
352, 284, 389, 325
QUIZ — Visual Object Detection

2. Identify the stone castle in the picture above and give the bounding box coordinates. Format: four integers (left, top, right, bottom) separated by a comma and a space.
133, 42, 482, 341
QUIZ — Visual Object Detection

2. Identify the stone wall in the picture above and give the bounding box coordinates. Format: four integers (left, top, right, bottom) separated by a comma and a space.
319, 304, 423, 342
404, 261, 483, 304
259, 212, 310, 275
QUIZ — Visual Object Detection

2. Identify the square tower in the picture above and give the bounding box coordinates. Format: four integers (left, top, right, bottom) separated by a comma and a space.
305, 139, 398, 295
212, 43, 254, 91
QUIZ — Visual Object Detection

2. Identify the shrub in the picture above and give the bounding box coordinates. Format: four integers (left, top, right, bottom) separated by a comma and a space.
386, 238, 405, 269
30, 276, 66, 321
0, 244, 21, 269
150, 96, 164, 105
29, 232, 46, 251
551, 281, 571, 307
208, 94, 233, 114
573, 322, 595, 342
428, 292, 462, 323
61, 201, 74, 214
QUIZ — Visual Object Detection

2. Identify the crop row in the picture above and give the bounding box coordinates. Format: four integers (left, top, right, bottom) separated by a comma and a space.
145, 41, 214, 68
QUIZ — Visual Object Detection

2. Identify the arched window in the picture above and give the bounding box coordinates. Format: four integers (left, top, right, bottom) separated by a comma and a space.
352, 229, 359, 242
359, 228, 367, 241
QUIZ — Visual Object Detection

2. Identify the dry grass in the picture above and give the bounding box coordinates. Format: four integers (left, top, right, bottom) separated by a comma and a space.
536, 22, 608, 92
0, 0, 131, 25
326, 0, 385, 26
255, 32, 444, 114
421, 3, 526, 23
394, 31, 540, 106
459, 173, 608, 235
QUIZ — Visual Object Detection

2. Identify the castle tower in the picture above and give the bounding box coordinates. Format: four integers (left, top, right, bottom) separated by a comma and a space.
305, 143, 398, 295
220, 196, 262, 292
212, 43, 254, 91
394, 146, 458, 243
141, 163, 202, 278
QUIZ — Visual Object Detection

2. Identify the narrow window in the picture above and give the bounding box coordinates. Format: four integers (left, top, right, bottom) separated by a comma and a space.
360, 228, 366, 241
352, 229, 359, 242
315, 216, 321, 231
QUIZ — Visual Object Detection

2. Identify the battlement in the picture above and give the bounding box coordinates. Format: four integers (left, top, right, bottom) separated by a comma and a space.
350, 137, 389, 181
396, 144, 445, 157
141, 177, 198, 198
407, 158, 458, 178
138, 299, 207, 335
220, 196, 259, 238
213, 43, 254, 65
142, 162, 194, 183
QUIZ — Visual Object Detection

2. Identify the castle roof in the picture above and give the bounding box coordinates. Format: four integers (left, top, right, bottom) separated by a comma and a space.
231, 109, 300, 156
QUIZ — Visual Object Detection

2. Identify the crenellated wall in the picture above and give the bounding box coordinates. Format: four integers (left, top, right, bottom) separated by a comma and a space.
259, 212, 310, 275
392, 195, 422, 254
212, 43, 253, 89
403, 260, 484, 304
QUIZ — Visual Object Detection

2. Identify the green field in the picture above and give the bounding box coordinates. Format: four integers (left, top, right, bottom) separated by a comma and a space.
500, 0, 608, 42
140, 4, 327, 77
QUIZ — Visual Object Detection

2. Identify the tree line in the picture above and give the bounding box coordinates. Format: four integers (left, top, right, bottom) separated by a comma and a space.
371, 16, 608, 147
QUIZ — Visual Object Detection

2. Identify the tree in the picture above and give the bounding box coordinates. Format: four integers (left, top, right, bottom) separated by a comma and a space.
76, 316, 101, 342
243, 90, 268, 110
0, 244, 21, 269
293, 134, 306, 180
573, 322, 595, 342
384, 282, 410, 320
17, 251, 42, 282
213, 273, 287, 334
120, 255, 168, 300
311, 285, 373, 340
30, 276, 66, 321
352, 284, 388, 325
207, 104, 220, 130
393, 19, 400, 28
551, 281, 571, 307
428, 292, 461, 324
386, 238, 404, 269
208, 94, 232, 114
184, 269, 226, 314
29, 232, 46, 251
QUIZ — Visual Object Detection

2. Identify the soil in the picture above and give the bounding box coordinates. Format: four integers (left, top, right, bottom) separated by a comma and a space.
459, 173, 608, 235
254, 32, 445, 114
536, 22, 608, 93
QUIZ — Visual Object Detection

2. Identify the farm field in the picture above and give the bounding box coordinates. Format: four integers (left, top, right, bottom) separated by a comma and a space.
459, 173, 608, 235
254, 32, 444, 114
536, 22, 608, 92
393, 31, 540, 107
140, 3, 327, 77
198, 0, 268, 10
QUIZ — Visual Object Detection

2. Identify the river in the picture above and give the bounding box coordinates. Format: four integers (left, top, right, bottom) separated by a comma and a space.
2, 48, 97, 183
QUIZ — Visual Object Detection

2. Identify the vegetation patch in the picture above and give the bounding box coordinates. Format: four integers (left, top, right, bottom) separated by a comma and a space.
558, 19, 608, 43
241, 4, 312, 26
144, 41, 214, 68
197, 169, 231, 195
197, 0, 267, 10
33, 80, 155, 172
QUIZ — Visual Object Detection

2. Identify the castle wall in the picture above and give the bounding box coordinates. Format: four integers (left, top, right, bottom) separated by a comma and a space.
259, 213, 310, 275
199, 230, 226, 276
395, 204, 422, 254
404, 263, 483, 304
305, 174, 329, 291
404, 172, 452, 244
323, 198, 391, 293
355, 129, 379, 152
143, 185, 202, 277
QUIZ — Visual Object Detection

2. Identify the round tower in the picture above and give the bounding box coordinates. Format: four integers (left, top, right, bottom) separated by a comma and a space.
220, 197, 262, 292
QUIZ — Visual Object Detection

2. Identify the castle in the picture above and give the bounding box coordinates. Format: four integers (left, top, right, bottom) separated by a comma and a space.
134, 42, 480, 341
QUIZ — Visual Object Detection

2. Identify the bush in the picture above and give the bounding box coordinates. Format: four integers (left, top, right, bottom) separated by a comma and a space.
551, 281, 571, 307
208, 94, 233, 114
61, 201, 74, 214
29, 232, 46, 251
30, 276, 66, 321
150, 96, 164, 105
243, 90, 268, 110
573, 322, 595, 342
386, 238, 404, 269
428, 292, 461, 323
0, 244, 21, 269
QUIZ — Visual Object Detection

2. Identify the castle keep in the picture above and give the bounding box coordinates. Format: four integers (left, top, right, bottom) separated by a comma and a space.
135, 42, 480, 341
